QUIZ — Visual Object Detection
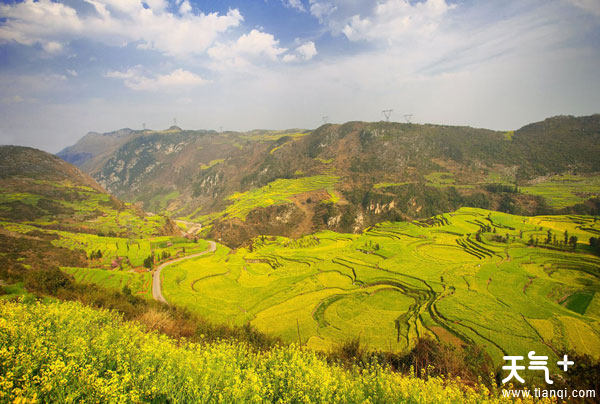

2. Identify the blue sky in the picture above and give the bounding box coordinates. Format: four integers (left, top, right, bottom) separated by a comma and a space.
0, 0, 599, 152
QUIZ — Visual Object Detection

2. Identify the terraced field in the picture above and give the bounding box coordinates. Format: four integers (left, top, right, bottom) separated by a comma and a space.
195, 175, 339, 223
0, 178, 172, 237
162, 208, 600, 365
63, 267, 153, 298
521, 174, 600, 209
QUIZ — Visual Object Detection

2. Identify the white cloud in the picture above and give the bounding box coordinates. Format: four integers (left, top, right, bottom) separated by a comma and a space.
309, 0, 337, 22
283, 41, 317, 62
342, 0, 454, 42
208, 29, 287, 68
297, 41, 317, 60
42, 41, 64, 54
179, 0, 192, 15
0, 0, 243, 57
567, 0, 600, 16
105, 67, 207, 91
283, 0, 306, 12
308, 0, 453, 43
66, 69, 78, 77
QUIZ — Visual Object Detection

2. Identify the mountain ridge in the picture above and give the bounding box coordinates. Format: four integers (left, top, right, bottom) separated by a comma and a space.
56, 114, 600, 246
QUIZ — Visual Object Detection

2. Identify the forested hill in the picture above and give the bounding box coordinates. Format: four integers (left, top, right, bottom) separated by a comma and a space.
57, 115, 600, 246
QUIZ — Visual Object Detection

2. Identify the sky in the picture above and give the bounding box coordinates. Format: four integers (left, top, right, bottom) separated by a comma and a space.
0, 0, 599, 153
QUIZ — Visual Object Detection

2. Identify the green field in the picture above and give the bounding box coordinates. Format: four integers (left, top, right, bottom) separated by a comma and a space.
63, 267, 153, 298
0, 178, 171, 238
195, 175, 339, 223
521, 174, 600, 209
162, 208, 600, 365
1, 220, 208, 270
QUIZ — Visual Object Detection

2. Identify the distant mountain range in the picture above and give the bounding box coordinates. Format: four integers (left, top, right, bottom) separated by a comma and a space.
56, 115, 600, 246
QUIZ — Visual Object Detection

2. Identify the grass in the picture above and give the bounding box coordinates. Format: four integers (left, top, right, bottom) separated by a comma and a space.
564, 291, 595, 315
241, 130, 310, 142
163, 208, 600, 365
196, 175, 339, 222
373, 182, 412, 189
146, 190, 180, 213
200, 159, 225, 170
324, 188, 340, 204
521, 174, 600, 209
425, 171, 455, 187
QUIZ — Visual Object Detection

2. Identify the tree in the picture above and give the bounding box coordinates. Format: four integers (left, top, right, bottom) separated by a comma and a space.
590, 237, 600, 256
564, 230, 569, 245
143, 254, 154, 269
569, 235, 578, 249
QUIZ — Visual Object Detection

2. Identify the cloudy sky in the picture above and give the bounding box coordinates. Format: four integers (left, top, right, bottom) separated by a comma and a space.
0, 0, 599, 152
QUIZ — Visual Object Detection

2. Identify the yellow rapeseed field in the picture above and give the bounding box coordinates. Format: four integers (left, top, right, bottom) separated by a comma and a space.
0, 299, 550, 403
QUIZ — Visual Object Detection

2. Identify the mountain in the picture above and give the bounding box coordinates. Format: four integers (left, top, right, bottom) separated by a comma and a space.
58, 115, 600, 246
56, 128, 138, 171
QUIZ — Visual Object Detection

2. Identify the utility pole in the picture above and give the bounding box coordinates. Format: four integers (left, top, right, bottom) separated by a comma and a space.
382, 109, 393, 122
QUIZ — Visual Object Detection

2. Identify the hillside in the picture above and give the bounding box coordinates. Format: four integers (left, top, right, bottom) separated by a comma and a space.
58, 115, 600, 246
0, 145, 178, 237
0, 146, 213, 296
56, 128, 139, 170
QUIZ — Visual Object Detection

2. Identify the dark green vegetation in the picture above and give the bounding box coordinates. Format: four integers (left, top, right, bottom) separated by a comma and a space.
59, 115, 600, 246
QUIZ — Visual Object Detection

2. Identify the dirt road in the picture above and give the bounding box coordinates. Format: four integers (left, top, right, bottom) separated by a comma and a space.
152, 240, 217, 304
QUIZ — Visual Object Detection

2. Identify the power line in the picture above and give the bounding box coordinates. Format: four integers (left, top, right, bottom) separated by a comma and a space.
382, 109, 393, 122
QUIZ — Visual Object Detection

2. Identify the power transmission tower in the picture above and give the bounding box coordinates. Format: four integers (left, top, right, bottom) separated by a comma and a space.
173, 117, 177, 127
142, 123, 146, 131
219, 126, 223, 133
382, 109, 393, 122
322, 115, 329, 125
404, 114, 414, 124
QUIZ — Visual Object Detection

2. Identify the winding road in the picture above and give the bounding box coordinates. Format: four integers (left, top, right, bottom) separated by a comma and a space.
152, 240, 217, 304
